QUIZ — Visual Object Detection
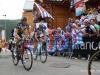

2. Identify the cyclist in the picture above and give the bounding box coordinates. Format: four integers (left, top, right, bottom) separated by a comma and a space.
34, 23, 47, 50
14, 16, 31, 43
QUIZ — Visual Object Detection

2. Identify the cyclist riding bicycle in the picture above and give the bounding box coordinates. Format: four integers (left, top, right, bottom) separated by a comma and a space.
10, 17, 33, 71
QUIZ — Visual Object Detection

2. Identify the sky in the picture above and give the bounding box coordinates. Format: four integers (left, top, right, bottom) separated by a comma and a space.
0, 0, 26, 20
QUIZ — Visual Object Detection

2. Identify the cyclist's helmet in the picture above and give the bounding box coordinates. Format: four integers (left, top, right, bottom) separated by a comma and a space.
39, 24, 46, 31
21, 16, 27, 22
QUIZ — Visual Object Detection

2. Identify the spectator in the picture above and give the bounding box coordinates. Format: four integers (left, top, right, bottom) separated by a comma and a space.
96, 7, 100, 25
0, 40, 3, 52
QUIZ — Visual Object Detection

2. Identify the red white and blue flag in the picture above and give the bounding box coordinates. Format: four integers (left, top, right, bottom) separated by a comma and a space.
34, 2, 53, 19
75, 1, 86, 16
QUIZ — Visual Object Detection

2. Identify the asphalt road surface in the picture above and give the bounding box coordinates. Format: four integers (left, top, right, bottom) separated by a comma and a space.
0, 53, 89, 75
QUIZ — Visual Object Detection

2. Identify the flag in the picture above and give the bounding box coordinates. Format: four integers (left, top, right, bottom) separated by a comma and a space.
75, 1, 86, 16
34, 2, 53, 19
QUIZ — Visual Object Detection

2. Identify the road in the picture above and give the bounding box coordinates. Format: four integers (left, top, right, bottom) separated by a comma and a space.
0, 52, 89, 75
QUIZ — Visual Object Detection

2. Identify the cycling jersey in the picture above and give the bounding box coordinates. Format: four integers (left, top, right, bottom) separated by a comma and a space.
34, 24, 47, 39
37, 30, 44, 38
16, 23, 29, 38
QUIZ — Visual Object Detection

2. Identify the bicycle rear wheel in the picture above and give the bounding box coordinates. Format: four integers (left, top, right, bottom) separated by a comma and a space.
22, 48, 33, 71
88, 50, 100, 75
40, 43, 47, 63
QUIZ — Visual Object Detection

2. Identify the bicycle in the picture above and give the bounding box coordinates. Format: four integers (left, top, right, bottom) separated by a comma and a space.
9, 37, 33, 71
33, 41, 47, 63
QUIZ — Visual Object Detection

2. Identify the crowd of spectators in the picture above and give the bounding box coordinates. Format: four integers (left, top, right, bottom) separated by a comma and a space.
46, 6, 100, 60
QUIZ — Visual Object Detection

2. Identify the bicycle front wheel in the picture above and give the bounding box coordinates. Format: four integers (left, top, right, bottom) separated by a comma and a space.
33, 48, 38, 61
12, 46, 19, 66
88, 50, 100, 75
40, 43, 47, 63
22, 48, 33, 71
